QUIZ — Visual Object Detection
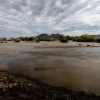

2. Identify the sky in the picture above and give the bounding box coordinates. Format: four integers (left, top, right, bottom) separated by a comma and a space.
0, 0, 100, 38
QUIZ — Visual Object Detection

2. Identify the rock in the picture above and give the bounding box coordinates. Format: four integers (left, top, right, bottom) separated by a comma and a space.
0, 71, 100, 100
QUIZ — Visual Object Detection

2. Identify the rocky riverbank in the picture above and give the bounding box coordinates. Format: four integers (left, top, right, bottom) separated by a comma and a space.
0, 70, 100, 100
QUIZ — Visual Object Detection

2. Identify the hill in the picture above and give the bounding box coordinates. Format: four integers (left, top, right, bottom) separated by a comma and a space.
37, 33, 62, 38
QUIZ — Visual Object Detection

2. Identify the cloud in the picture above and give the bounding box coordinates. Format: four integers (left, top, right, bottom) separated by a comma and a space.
0, 0, 100, 37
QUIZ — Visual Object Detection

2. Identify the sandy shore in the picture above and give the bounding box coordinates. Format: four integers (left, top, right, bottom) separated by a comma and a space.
0, 70, 100, 100
35, 46, 100, 48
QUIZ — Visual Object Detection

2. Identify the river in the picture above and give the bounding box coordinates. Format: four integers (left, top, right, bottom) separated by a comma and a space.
0, 41, 100, 95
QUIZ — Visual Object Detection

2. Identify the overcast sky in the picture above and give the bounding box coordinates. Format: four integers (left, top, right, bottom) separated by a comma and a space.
0, 0, 100, 38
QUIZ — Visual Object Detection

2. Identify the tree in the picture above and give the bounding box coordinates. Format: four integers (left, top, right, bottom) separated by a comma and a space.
77, 34, 96, 42
28, 37, 34, 41
3, 38, 7, 41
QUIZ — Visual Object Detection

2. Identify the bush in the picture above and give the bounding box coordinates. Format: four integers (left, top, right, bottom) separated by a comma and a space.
60, 38, 68, 43
34, 38, 40, 43
96, 38, 100, 43
14, 38, 21, 42
76, 35, 96, 42
0, 38, 3, 43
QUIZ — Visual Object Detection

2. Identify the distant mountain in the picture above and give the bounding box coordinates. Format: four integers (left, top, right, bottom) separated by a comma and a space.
96, 35, 100, 37
37, 33, 62, 38
90, 34, 100, 37
49, 34, 61, 38
37, 34, 49, 38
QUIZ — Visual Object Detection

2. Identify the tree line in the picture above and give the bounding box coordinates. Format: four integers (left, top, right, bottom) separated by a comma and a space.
0, 34, 100, 43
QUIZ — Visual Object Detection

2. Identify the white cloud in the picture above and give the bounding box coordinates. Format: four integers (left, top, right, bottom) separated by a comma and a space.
0, 0, 100, 37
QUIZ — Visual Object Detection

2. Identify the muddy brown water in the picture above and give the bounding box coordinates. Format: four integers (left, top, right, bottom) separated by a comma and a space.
0, 42, 100, 95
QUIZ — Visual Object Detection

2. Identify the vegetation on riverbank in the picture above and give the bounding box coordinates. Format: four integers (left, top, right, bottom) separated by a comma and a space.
0, 33, 100, 43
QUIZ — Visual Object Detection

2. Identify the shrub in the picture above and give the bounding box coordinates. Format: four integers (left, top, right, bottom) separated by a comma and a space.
14, 38, 21, 42
96, 38, 100, 43
60, 38, 68, 43
34, 38, 40, 43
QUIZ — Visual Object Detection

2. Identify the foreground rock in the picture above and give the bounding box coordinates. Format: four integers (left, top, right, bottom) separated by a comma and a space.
0, 71, 100, 100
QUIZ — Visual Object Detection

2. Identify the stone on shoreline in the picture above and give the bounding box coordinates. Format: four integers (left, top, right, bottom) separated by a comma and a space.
0, 70, 100, 100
